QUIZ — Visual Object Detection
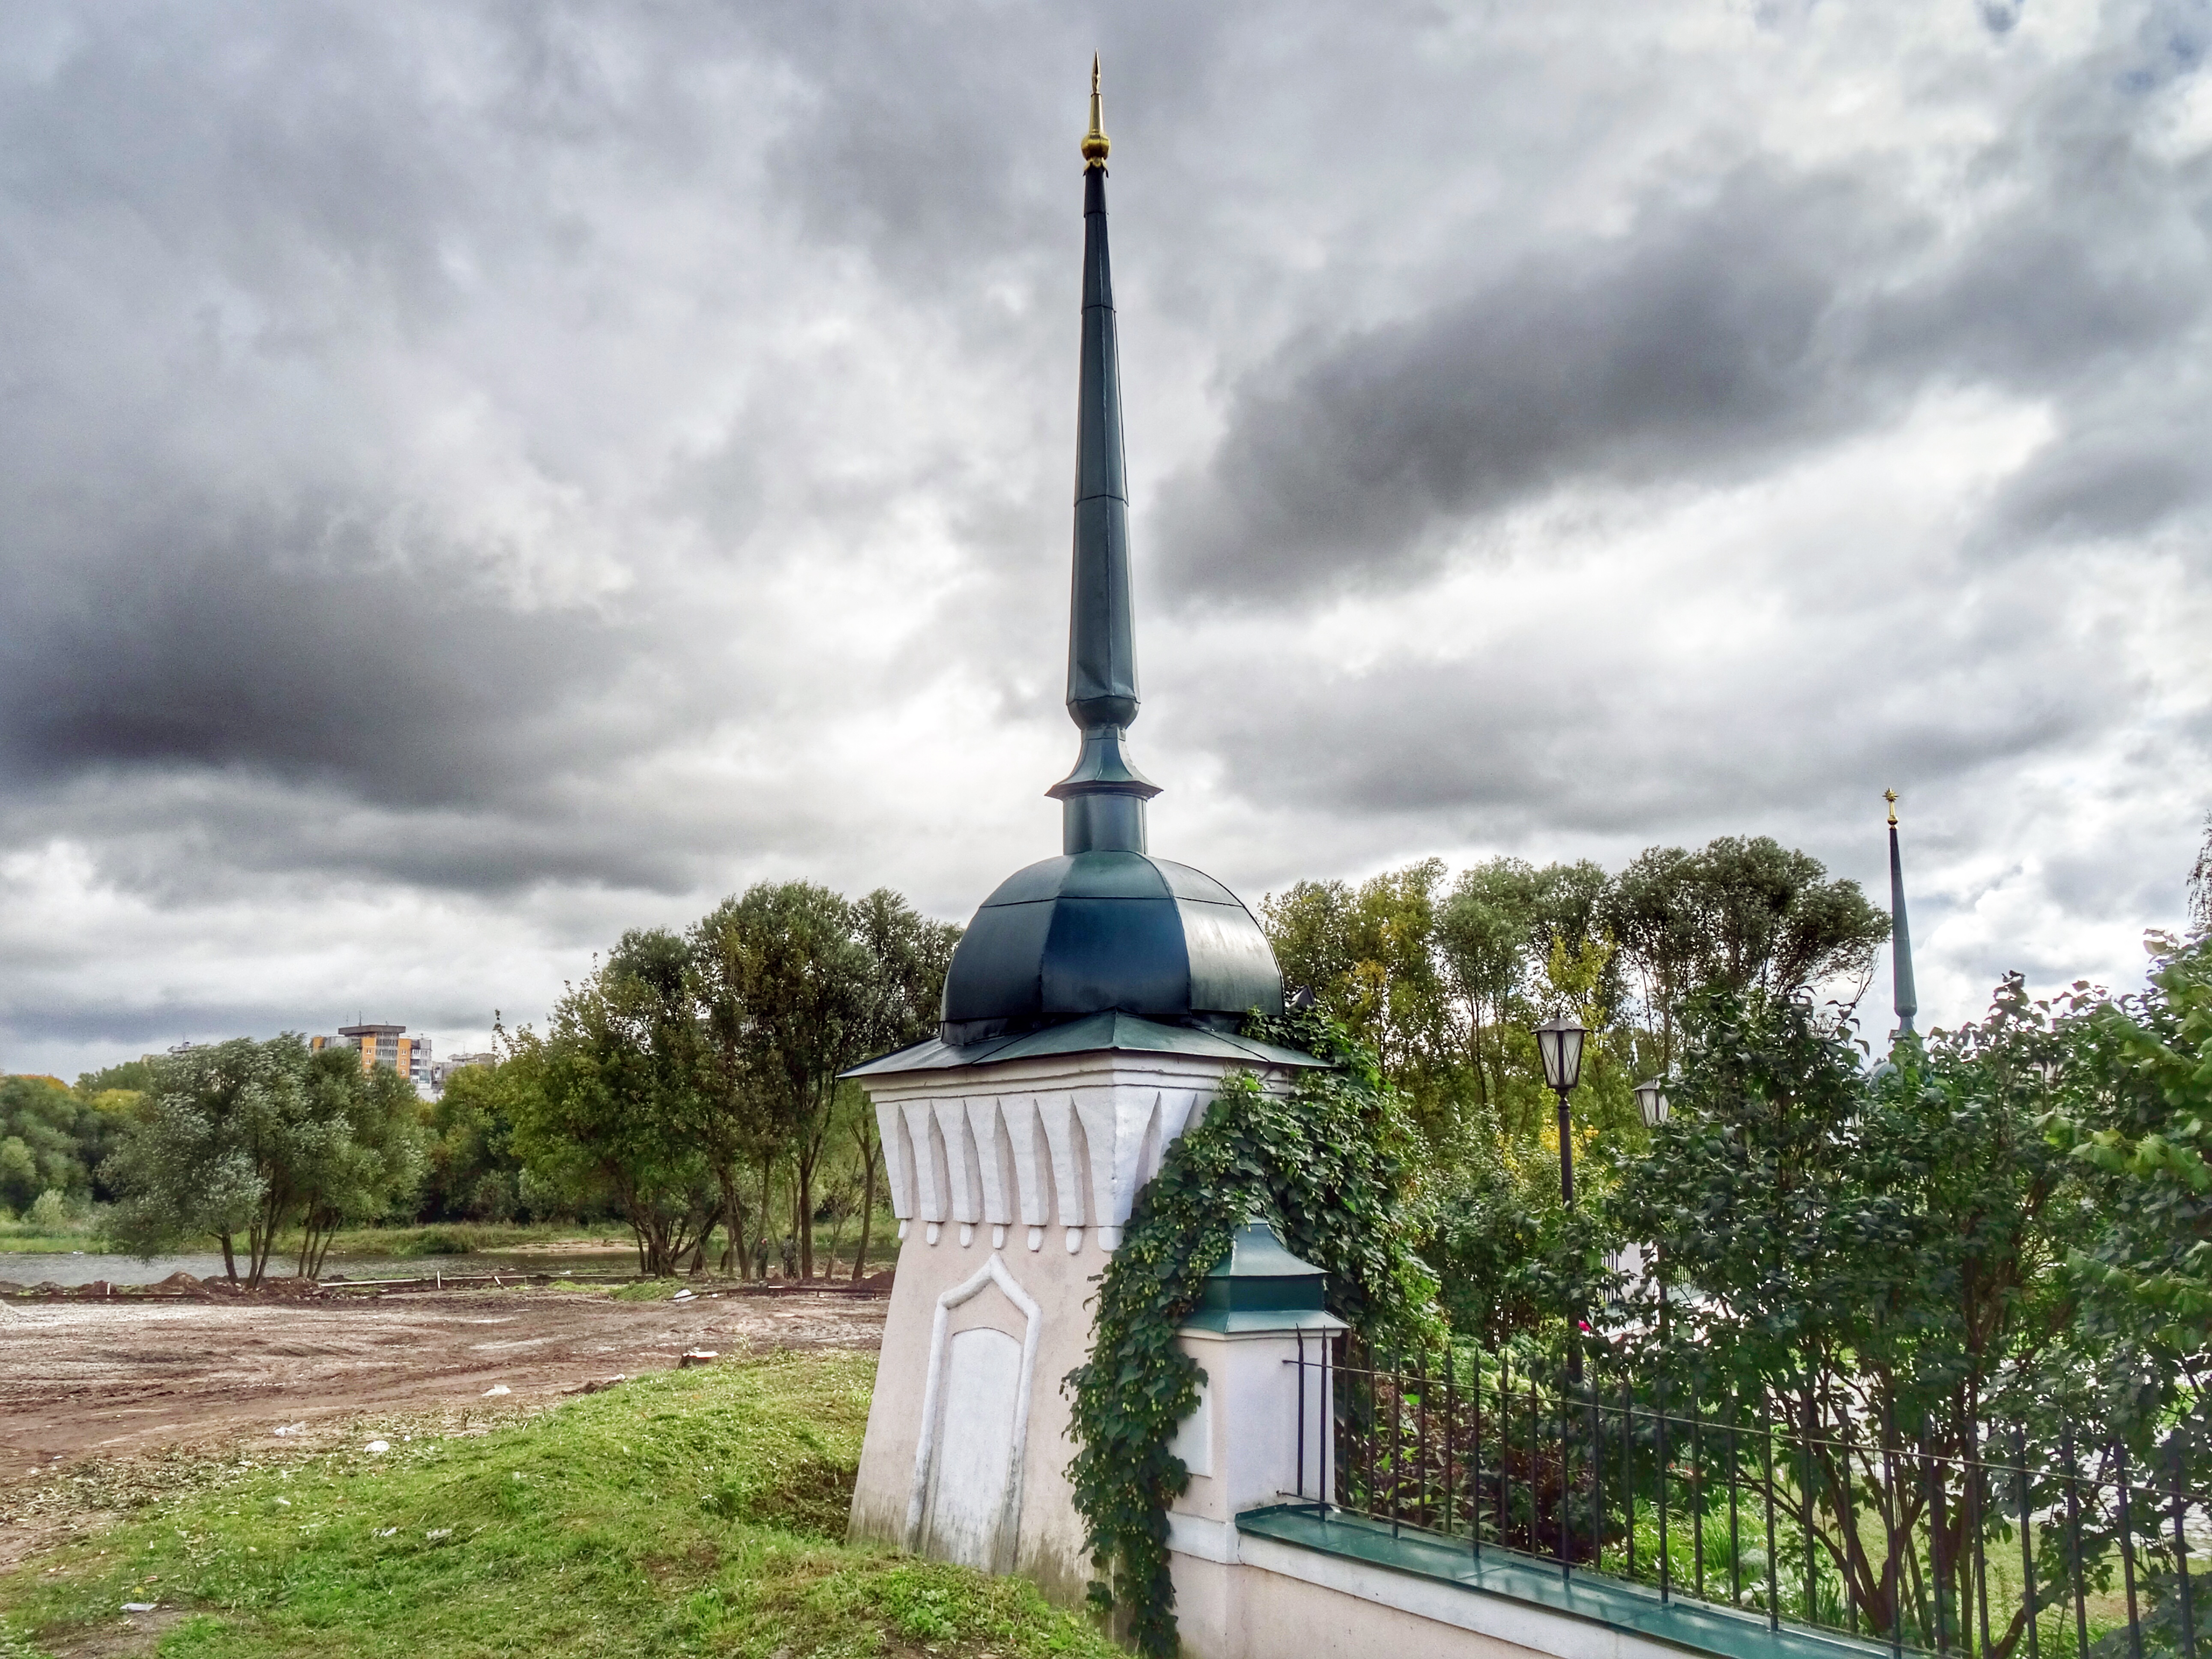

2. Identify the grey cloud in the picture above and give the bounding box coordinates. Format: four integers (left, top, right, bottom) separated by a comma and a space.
1153, 165, 1889, 602
0, 503, 624, 805
1152, 31, 2212, 606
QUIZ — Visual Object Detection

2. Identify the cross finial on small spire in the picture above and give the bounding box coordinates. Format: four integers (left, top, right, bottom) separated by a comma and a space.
1082, 54, 1110, 168
1885, 788, 1899, 827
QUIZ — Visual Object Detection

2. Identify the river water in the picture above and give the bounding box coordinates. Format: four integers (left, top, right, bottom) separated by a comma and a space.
0, 1249, 641, 1287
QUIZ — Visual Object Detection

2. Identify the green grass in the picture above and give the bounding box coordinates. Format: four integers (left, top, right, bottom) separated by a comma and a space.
0, 1351, 1114, 1659
318, 1222, 635, 1259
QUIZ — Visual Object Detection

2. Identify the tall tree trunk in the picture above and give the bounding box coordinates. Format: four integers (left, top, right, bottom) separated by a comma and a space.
790, 1167, 804, 1277
759, 1154, 773, 1279
853, 1126, 879, 1283
219, 1231, 238, 1284
797, 1146, 815, 1279
716, 1169, 749, 1278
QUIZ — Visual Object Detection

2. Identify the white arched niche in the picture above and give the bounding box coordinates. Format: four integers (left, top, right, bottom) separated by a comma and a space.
904, 1253, 1042, 1572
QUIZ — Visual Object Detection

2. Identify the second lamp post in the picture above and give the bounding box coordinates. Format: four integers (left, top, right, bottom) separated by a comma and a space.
1535, 1014, 1589, 1385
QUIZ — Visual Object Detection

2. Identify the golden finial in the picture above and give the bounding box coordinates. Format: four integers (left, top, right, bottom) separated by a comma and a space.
1884, 788, 1899, 827
1081, 54, 1110, 168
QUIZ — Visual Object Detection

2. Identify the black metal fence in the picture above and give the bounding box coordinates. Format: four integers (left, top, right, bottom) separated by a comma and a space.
1287, 1335, 2207, 1659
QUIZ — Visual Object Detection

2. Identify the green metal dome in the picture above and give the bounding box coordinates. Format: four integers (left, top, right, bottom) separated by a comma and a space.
939, 850, 1282, 1045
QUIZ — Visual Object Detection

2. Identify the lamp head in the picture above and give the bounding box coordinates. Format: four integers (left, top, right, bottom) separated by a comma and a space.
1535, 1015, 1588, 1093
1635, 1078, 1670, 1129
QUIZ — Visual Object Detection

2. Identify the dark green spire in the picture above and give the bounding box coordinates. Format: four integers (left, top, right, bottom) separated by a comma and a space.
1886, 790, 1918, 1038
1048, 58, 1159, 856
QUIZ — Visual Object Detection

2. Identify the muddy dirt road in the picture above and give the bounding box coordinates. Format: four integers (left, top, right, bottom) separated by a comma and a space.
0, 1287, 885, 1507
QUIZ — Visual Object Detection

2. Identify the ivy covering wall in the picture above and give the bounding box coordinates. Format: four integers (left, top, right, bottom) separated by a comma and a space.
1062, 1009, 1443, 1656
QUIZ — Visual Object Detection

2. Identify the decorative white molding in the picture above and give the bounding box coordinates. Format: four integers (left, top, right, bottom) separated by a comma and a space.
880, 1101, 916, 1218
859, 1054, 1286, 1255
903, 1252, 1044, 1567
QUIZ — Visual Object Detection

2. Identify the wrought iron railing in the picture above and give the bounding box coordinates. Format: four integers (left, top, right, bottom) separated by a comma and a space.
1286, 1334, 2207, 1659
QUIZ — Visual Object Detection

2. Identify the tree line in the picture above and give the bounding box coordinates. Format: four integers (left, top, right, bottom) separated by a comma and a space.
31, 881, 955, 1285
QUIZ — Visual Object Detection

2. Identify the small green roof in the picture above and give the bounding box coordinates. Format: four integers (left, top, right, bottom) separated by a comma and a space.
1178, 1218, 1347, 1334
841, 1010, 1324, 1080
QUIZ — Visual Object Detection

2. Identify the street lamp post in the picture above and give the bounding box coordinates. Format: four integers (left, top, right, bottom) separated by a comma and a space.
1536, 1015, 1589, 1383
1635, 1078, 1671, 1352
1535, 1016, 1588, 1208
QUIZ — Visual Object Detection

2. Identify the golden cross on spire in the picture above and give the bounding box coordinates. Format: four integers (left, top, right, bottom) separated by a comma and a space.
1885, 788, 1899, 827
1082, 54, 1110, 168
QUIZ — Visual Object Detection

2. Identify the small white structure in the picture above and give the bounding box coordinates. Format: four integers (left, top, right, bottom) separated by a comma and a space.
844, 1022, 1318, 1602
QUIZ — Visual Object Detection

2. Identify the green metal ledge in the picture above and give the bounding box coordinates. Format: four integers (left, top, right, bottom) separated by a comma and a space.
1234, 1506, 1892, 1659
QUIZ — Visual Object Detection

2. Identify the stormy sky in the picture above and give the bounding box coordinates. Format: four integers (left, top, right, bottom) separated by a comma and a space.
2, 0, 2207, 1078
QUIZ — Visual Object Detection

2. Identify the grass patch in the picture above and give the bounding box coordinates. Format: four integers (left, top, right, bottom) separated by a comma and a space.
0, 1351, 1112, 1659
319, 1223, 633, 1260
608, 1279, 690, 1303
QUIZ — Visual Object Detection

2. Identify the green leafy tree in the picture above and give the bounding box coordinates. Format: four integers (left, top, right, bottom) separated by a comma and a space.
103, 1037, 424, 1285
2049, 933, 2212, 1368
844, 888, 959, 1279
0, 1075, 93, 1213
1262, 860, 1455, 1129
421, 1062, 528, 1222
691, 882, 874, 1279
77, 1059, 158, 1095
506, 937, 718, 1276
291, 1049, 427, 1278
1437, 858, 1542, 1115
1607, 836, 1890, 1075
1613, 982, 2075, 1653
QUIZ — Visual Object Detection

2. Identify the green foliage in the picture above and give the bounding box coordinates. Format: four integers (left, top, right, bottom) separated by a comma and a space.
693, 882, 872, 1279
102, 1038, 426, 1284
420, 1063, 535, 1224
495, 886, 955, 1283
504, 940, 718, 1278
1259, 837, 1876, 1198
0, 1351, 1113, 1659
1424, 1115, 1617, 1347
2049, 933, 2212, 1360
1611, 982, 2081, 1635
1607, 837, 1890, 1066
0, 1073, 132, 1211
1064, 1010, 1441, 1656
76, 1057, 158, 1095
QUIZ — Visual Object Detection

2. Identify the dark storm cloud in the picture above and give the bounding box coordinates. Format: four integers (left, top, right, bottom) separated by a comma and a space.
0, 0, 2203, 1077
0, 3, 769, 848
1152, 35, 2212, 605
1155, 165, 1890, 600
0, 501, 623, 805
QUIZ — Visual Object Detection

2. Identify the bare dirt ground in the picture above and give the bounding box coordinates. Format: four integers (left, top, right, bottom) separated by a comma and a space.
0, 1285, 886, 1569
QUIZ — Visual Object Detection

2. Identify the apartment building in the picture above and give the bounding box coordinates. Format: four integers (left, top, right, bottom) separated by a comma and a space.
310, 1024, 433, 1090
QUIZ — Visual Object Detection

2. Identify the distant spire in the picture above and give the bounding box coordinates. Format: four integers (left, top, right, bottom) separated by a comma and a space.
1886, 790, 1918, 1038
1048, 57, 1158, 855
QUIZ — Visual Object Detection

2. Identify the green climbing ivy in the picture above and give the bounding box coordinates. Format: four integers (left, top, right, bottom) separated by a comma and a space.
1062, 1008, 1443, 1656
